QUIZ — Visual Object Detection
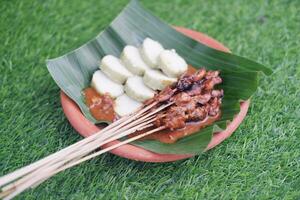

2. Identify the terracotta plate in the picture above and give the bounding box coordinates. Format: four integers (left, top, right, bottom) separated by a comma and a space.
60, 27, 250, 162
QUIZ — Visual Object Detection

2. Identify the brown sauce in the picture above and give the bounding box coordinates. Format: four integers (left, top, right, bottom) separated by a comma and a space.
83, 87, 116, 122
132, 112, 220, 143
187, 65, 197, 74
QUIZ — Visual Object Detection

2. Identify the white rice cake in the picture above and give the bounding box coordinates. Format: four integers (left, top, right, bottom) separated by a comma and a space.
114, 94, 143, 117
158, 49, 188, 77
100, 55, 133, 84
140, 38, 164, 68
125, 76, 156, 102
91, 70, 124, 98
121, 45, 151, 75
143, 69, 177, 91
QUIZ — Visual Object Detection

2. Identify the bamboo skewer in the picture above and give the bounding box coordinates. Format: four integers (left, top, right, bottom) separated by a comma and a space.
0, 102, 158, 188
38, 126, 166, 188
1, 112, 154, 190
1, 126, 166, 200
1, 108, 161, 194
0, 101, 172, 200
1, 120, 155, 195
0, 122, 162, 199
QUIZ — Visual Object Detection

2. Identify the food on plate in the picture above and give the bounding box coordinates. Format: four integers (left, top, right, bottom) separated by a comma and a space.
154, 69, 223, 130
85, 37, 204, 120
100, 55, 133, 84
86, 61, 223, 143
140, 38, 164, 68
91, 70, 124, 98
139, 69, 223, 143
114, 94, 143, 117
83, 87, 116, 121
158, 49, 188, 77
124, 76, 156, 102
143, 69, 177, 90
86, 37, 188, 117
121, 45, 151, 75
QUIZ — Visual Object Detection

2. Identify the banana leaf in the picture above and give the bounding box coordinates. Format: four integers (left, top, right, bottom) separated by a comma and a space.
46, 0, 272, 155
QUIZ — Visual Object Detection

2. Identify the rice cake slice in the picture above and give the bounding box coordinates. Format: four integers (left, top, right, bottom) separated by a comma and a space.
125, 76, 156, 102
121, 45, 151, 75
140, 38, 164, 68
158, 49, 188, 77
91, 70, 124, 98
143, 69, 177, 91
100, 55, 133, 84
114, 94, 143, 117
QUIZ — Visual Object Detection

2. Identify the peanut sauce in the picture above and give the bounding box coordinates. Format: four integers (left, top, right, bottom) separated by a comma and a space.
187, 65, 197, 74
83, 87, 116, 122
140, 113, 220, 143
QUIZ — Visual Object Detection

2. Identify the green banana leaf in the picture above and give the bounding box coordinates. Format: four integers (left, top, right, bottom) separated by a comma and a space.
46, 0, 272, 155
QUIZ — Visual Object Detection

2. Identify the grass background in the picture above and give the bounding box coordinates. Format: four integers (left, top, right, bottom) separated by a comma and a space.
0, 0, 299, 199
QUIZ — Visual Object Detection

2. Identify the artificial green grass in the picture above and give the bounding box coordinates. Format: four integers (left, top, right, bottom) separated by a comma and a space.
0, 0, 299, 199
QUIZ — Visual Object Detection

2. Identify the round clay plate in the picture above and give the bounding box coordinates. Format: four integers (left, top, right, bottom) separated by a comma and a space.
61, 27, 250, 162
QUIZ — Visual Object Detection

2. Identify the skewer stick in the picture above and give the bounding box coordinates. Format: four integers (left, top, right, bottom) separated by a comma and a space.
1, 126, 166, 200
1, 120, 155, 194
0, 102, 172, 199
0, 111, 160, 192
28, 103, 168, 175
1, 103, 169, 193
0, 102, 158, 188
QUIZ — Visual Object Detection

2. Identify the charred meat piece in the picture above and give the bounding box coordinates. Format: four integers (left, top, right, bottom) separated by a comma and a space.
172, 92, 192, 106
154, 112, 166, 127
187, 84, 202, 96
176, 68, 206, 91
176, 75, 193, 91
156, 86, 175, 102
184, 99, 197, 112
205, 70, 220, 79
192, 93, 211, 105
203, 77, 222, 90
205, 98, 221, 116
191, 68, 206, 82
188, 107, 207, 121
164, 115, 186, 130
164, 108, 186, 130
144, 86, 175, 105
211, 89, 224, 98
155, 106, 187, 130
